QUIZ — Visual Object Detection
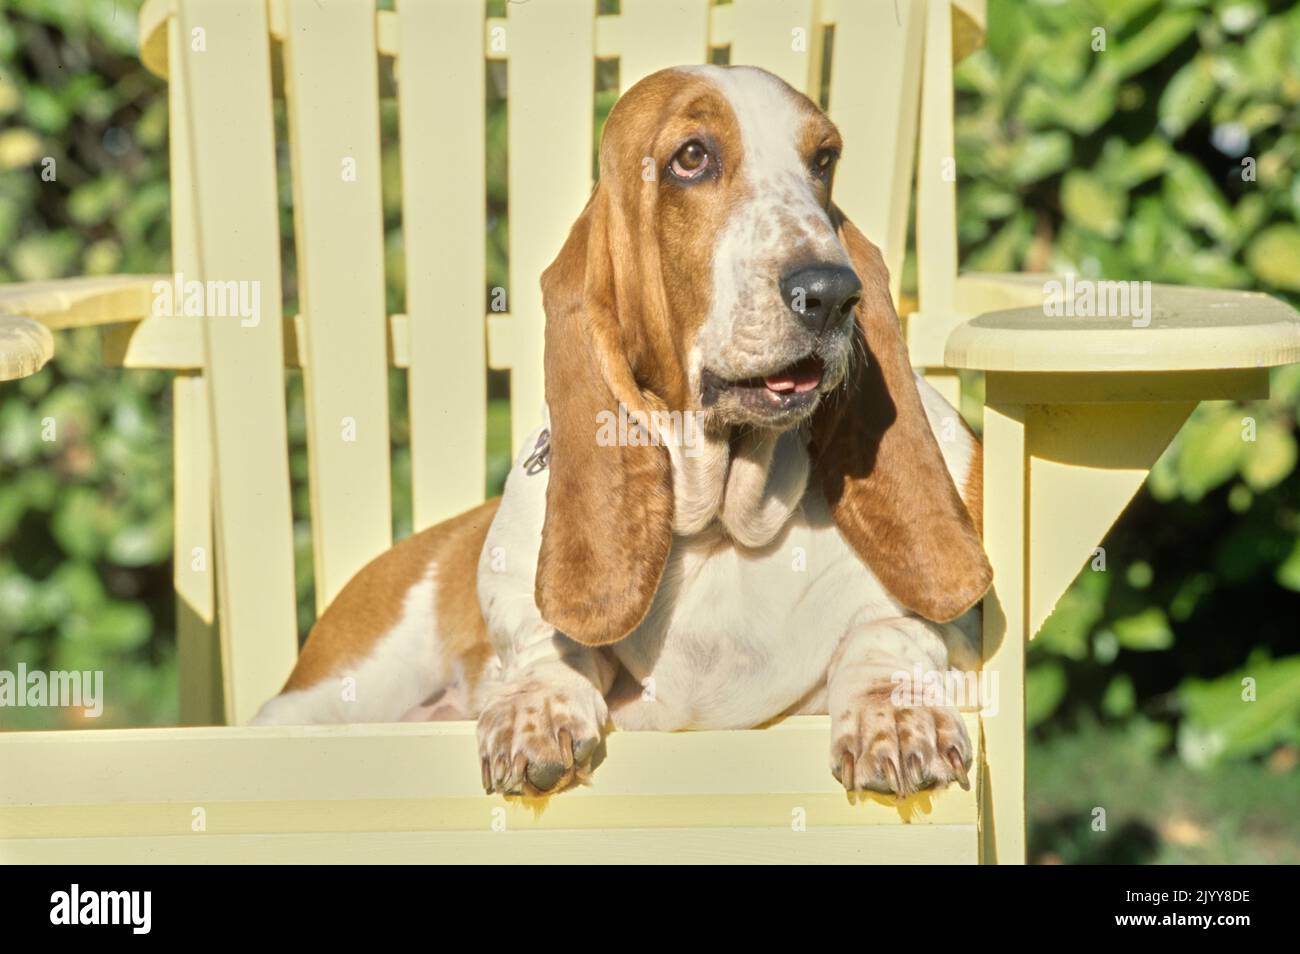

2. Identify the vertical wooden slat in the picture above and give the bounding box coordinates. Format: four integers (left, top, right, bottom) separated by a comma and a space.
619, 0, 710, 92
166, 13, 223, 726
826, 0, 926, 302
916, 0, 958, 318
282, 0, 392, 608
728, 0, 817, 93
397, 0, 488, 530
176, 0, 297, 725
507, 0, 594, 456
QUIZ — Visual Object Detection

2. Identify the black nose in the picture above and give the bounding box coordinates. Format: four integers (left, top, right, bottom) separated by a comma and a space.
780, 264, 862, 333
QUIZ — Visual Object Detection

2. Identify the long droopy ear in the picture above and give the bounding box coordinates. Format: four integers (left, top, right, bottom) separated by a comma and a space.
811, 211, 992, 622
534, 186, 675, 646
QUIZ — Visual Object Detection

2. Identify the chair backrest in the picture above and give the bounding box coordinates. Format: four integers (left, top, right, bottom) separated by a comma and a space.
144, 0, 983, 722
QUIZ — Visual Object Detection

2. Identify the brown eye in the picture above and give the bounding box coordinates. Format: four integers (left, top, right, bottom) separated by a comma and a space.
670, 141, 710, 179
813, 147, 838, 178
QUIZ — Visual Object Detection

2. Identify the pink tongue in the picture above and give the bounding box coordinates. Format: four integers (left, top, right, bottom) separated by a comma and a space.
764, 363, 821, 394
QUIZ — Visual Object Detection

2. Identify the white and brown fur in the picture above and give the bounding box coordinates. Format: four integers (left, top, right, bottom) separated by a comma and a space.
254, 66, 992, 799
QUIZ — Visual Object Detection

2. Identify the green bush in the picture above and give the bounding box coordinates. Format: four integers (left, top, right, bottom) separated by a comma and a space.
0, 0, 174, 726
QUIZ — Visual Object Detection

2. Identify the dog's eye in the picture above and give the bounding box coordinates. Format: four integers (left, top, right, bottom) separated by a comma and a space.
812, 147, 839, 179
670, 141, 710, 180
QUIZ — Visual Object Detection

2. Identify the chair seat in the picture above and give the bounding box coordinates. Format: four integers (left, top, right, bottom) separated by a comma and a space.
946, 282, 1300, 373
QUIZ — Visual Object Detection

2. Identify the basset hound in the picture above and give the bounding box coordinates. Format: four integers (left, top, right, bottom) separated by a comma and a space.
253, 65, 993, 798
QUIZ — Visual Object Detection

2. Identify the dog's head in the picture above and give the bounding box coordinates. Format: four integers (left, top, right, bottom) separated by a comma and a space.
536, 65, 990, 645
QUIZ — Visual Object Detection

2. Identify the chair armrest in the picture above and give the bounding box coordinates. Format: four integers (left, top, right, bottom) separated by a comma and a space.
0, 275, 164, 381
945, 281, 1300, 374
0, 275, 163, 330
951, 272, 1059, 316
0, 316, 55, 382
907, 272, 1058, 366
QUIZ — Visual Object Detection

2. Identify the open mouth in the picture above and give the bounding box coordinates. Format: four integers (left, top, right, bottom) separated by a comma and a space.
701, 355, 826, 416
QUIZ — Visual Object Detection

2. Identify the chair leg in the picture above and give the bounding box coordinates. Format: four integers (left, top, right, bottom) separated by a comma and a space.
979, 401, 1027, 864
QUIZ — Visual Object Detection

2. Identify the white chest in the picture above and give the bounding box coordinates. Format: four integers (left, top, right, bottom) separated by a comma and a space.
611, 489, 902, 729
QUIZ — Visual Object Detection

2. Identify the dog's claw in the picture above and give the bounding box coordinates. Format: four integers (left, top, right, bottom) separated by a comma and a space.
882, 758, 903, 796
947, 747, 970, 790
839, 751, 855, 790
907, 753, 927, 792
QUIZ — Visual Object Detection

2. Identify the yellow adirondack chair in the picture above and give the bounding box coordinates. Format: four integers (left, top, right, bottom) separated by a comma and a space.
2, 0, 1299, 864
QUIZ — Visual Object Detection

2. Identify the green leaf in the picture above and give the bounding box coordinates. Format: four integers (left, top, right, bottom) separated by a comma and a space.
22, 85, 68, 134
46, 561, 107, 615
1026, 661, 1068, 729
51, 489, 110, 561
1158, 54, 1217, 137
1163, 155, 1234, 242
1178, 652, 1300, 767
68, 174, 127, 227
1061, 169, 1127, 238
1245, 224, 1300, 292
1147, 446, 1182, 502
1170, 572, 1215, 622
1018, 66, 1118, 135
963, 211, 1033, 272
61, 601, 152, 654
1175, 404, 1248, 501
1102, 674, 1137, 718
1269, 364, 1300, 407
1110, 607, 1175, 651
1009, 131, 1072, 184
1232, 192, 1269, 241
1240, 420, 1297, 491
1097, 137, 1171, 190
1111, 10, 1201, 80
1277, 540, 1300, 592
107, 510, 173, 567
12, 231, 80, 281
1037, 570, 1109, 660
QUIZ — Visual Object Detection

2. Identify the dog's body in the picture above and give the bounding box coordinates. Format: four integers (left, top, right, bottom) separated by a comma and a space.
254, 65, 992, 798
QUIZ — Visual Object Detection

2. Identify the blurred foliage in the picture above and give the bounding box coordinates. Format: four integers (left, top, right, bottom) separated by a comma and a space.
956, 0, 1300, 769
1028, 714, 1300, 862
0, 0, 1296, 867
0, 0, 174, 726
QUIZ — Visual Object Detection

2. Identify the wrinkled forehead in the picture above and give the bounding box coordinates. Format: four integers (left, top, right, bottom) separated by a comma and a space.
682, 65, 832, 179
599, 65, 836, 180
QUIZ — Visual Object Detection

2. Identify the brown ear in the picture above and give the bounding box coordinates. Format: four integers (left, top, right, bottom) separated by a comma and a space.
811, 211, 991, 622
534, 186, 674, 646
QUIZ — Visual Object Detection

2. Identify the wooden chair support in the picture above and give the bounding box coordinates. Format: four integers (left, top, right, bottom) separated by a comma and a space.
947, 287, 1300, 864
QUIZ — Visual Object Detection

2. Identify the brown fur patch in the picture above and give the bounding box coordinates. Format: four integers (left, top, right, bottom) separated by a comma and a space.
811, 215, 992, 622
283, 498, 500, 692
535, 68, 755, 646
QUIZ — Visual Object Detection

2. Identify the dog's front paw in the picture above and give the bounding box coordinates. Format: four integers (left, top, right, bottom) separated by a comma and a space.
476, 668, 607, 796
829, 682, 972, 796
